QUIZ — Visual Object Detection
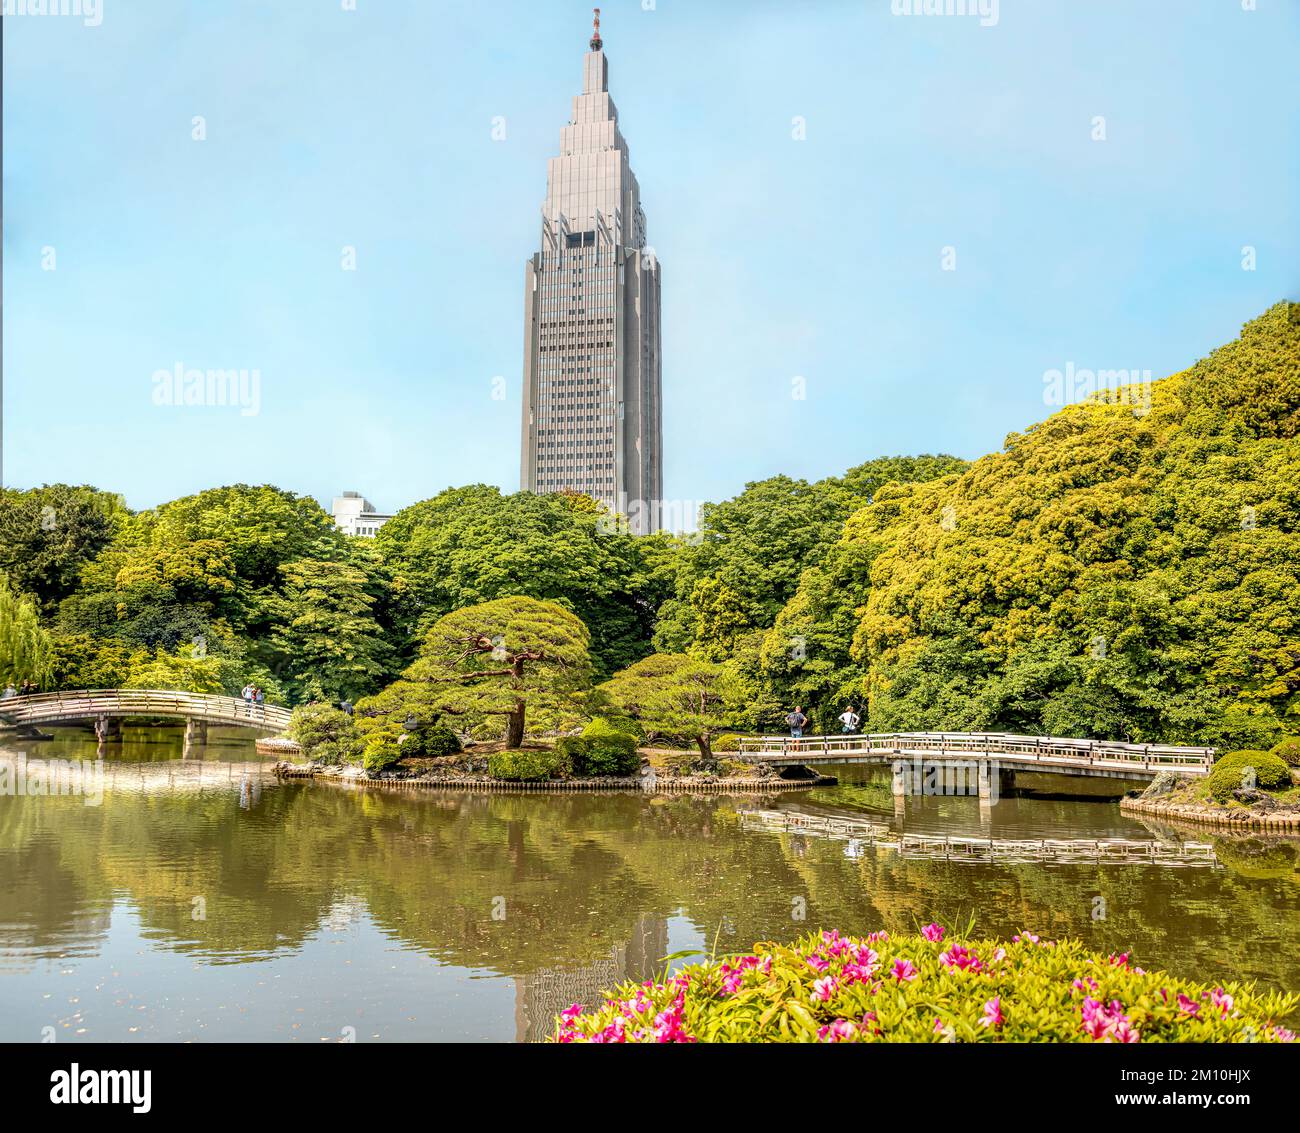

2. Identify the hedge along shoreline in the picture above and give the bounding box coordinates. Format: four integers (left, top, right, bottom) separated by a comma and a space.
274, 760, 834, 794
553, 926, 1298, 1043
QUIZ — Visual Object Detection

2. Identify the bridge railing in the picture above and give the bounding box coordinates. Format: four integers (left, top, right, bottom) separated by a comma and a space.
736, 731, 1215, 772
0, 689, 292, 732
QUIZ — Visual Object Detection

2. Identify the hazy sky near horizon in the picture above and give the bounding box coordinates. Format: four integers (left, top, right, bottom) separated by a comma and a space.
4, 0, 1297, 518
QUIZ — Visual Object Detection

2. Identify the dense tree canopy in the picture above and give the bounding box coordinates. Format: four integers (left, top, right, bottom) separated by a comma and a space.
651, 457, 967, 658
2, 304, 1295, 753
374, 486, 666, 677
0, 484, 395, 703
773, 302, 1300, 746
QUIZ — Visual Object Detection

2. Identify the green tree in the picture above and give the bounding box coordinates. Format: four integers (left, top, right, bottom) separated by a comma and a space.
598, 652, 741, 757
831, 302, 1300, 745
375, 486, 656, 676
0, 574, 55, 686
262, 559, 395, 703
0, 485, 126, 613
376, 596, 593, 748
654, 457, 967, 659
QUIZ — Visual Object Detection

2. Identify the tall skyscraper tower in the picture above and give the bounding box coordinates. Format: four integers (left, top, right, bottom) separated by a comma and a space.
519, 10, 663, 535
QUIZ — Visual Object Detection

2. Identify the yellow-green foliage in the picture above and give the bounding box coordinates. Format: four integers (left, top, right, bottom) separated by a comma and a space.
1271, 736, 1300, 767
1206, 750, 1293, 800
487, 749, 567, 781
287, 703, 359, 765
554, 927, 1298, 1044
764, 304, 1300, 748
0, 574, 54, 685
561, 718, 640, 777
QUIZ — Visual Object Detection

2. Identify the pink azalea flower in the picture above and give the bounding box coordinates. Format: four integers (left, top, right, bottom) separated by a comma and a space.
1108, 952, 1129, 968
980, 996, 1004, 1029
592, 1016, 629, 1043
854, 945, 879, 970
651, 992, 694, 1043
891, 958, 919, 983
1210, 988, 1235, 1016
560, 1003, 585, 1022
939, 945, 983, 973
1080, 997, 1140, 1043
1271, 1027, 1295, 1043
807, 954, 830, 973
866, 931, 889, 943
932, 1016, 944, 1033
921, 923, 945, 943
812, 976, 840, 1002
1012, 930, 1040, 945
818, 1019, 857, 1042
821, 930, 851, 957
1177, 994, 1200, 1017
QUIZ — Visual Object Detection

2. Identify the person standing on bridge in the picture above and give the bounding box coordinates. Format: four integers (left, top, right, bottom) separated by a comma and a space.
241, 683, 255, 717
1, 682, 16, 700
785, 706, 808, 741
254, 687, 265, 718
838, 706, 860, 735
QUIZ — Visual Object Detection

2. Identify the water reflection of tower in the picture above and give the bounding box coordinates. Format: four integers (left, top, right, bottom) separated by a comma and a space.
513, 912, 668, 1043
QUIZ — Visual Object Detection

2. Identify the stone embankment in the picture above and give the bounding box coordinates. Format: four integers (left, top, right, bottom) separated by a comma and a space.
1120, 771, 1300, 831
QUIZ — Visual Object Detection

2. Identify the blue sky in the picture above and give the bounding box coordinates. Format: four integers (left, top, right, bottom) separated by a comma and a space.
4, 0, 1297, 518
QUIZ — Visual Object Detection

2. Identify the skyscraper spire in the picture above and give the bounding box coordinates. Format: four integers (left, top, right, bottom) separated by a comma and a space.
520, 5, 664, 534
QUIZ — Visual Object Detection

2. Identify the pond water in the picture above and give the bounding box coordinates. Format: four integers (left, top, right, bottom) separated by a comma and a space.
1, 727, 1297, 1042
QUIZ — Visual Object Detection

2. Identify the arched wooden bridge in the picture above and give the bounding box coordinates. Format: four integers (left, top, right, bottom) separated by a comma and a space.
736, 732, 1214, 781
0, 690, 292, 735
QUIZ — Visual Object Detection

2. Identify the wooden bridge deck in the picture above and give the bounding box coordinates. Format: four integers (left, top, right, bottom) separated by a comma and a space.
736, 731, 1214, 780
0, 690, 292, 735
738, 809, 1219, 867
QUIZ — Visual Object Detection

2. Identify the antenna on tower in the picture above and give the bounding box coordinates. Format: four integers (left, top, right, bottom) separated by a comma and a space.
590, 8, 602, 51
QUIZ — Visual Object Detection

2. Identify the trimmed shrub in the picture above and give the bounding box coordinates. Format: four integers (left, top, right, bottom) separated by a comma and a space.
286, 703, 359, 765
570, 718, 640, 777
361, 723, 404, 773
488, 749, 566, 781
711, 733, 743, 752
402, 722, 462, 758
1206, 750, 1292, 801
553, 927, 1299, 1044
1270, 736, 1300, 768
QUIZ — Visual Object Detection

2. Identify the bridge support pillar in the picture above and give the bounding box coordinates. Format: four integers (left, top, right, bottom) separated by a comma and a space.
891, 762, 908, 798
184, 718, 208, 757
977, 764, 1015, 802
891, 762, 909, 818
94, 715, 121, 742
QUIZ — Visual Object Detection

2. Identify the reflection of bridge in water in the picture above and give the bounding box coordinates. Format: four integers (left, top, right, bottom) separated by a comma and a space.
0, 754, 278, 798
739, 809, 1219, 868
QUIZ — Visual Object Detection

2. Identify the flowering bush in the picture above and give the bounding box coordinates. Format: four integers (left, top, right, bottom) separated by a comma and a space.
552, 927, 1298, 1043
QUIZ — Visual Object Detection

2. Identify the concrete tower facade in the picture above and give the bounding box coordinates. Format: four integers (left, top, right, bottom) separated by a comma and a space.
519, 11, 663, 534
